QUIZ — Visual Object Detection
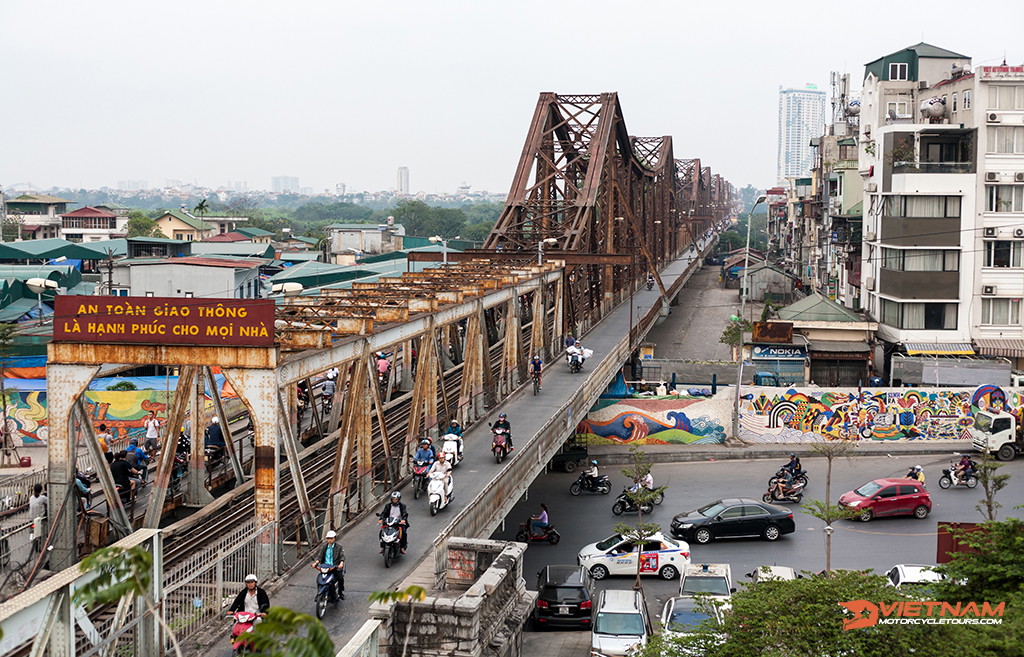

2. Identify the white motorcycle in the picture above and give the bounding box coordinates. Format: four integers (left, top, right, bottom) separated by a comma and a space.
427, 471, 454, 516
440, 433, 462, 467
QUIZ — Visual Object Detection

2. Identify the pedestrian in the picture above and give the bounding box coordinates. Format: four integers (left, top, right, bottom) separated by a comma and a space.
143, 410, 161, 455
95, 423, 112, 454
28, 483, 47, 520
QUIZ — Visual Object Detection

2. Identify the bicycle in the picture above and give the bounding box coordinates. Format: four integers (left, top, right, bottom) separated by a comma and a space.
531, 370, 541, 395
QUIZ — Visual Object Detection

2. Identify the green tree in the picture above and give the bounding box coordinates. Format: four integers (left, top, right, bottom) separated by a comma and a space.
246, 607, 335, 657
974, 450, 1011, 521
368, 585, 427, 657
193, 198, 210, 217
106, 380, 138, 391
126, 210, 164, 238
614, 446, 668, 590
1, 214, 21, 241
718, 317, 750, 349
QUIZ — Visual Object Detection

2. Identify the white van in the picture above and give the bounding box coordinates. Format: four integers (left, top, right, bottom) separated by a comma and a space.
591, 589, 652, 657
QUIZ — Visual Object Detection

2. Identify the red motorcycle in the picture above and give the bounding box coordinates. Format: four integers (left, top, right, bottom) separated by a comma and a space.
491, 427, 509, 464
229, 611, 258, 654
514, 520, 560, 544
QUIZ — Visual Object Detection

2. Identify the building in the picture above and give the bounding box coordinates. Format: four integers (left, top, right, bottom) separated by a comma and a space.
271, 176, 300, 194
777, 85, 827, 182
114, 256, 264, 298
152, 210, 247, 241
4, 194, 74, 240
59, 206, 129, 242
397, 166, 410, 194
776, 293, 878, 386
325, 222, 405, 261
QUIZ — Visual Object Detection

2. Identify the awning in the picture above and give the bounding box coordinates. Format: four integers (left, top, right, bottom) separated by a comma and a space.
905, 343, 974, 356
808, 340, 870, 353
975, 338, 1024, 358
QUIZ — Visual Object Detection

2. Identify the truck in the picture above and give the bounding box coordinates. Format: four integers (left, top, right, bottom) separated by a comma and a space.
969, 409, 1024, 461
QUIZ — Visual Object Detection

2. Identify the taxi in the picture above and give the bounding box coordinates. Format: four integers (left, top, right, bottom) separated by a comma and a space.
577, 531, 690, 581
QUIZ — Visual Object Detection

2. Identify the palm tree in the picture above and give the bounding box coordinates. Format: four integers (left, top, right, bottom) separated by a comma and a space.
193, 198, 210, 217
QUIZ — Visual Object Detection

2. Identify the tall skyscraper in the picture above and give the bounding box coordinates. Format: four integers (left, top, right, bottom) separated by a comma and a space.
776, 85, 826, 182
397, 167, 409, 194
272, 176, 300, 194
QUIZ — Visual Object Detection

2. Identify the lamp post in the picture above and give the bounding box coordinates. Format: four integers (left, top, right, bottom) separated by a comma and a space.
729, 314, 751, 442
537, 237, 558, 266
27, 256, 67, 326
429, 235, 459, 265
270, 282, 305, 297
739, 195, 767, 322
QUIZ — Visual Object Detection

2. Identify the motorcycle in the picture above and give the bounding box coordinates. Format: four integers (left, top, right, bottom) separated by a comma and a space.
439, 433, 462, 467
568, 472, 612, 496
568, 352, 582, 373
611, 488, 654, 515
646, 278, 654, 291
768, 466, 808, 488
410, 458, 431, 499
229, 611, 257, 654
939, 460, 979, 489
312, 564, 341, 619
427, 471, 453, 516
514, 519, 561, 544
491, 427, 510, 463
762, 475, 806, 503
379, 516, 404, 568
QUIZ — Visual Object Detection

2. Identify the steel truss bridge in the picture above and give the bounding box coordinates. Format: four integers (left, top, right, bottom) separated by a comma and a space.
0, 92, 734, 657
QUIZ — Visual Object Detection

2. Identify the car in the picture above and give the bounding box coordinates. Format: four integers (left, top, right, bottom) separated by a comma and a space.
577, 531, 690, 581
885, 564, 946, 592
532, 565, 594, 629
838, 478, 931, 522
670, 498, 796, 544
591, 589, 653, 657
659, 595, 724, 642
679, 563, 734, 612
744, 565, 798, 584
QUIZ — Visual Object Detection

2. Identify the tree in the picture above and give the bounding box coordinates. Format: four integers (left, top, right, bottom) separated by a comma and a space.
0, 323, 19, 466
800, 440, 858, 574
718, 317, 750, 350
368, 585, 427, 657
614, 446, 668, 590
974, 450, 1010, 521
246, 607, 335, 657
1, 214, 21, 241
126, 210, 164, 238
193, 198, 210, 217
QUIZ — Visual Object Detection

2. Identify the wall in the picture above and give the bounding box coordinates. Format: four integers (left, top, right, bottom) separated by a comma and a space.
578, 384, 1024, 445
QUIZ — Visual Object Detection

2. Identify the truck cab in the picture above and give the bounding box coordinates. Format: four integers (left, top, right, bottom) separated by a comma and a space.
969, 409, 1023, 461
753, 371, 779, 386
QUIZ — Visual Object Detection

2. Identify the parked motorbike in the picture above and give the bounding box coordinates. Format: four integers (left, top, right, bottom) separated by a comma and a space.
427, 471, 453, 516
229, 611, 257, 654
569, 472, 612, 496
410, 458, 431, 499
939, 461, 979, 489
440, 433, 462, 467
762, 474, 806, 503
312, 563, 341, 619
491, 427, 510, 463
514, 519, 561, 544
768, 467, 809, 488
379, 516, 404, 568
611, 488, 654, 515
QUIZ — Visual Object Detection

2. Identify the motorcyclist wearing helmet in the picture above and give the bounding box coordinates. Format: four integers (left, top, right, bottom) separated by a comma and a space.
428, 451, 454, 506
125, 438, 150, 481
413, 438, 436, 464
583, 459, 600, 489
379, 491, 409, 553
313, 530, 345, 600
446, 420, 464, 459
530, 354, 544, 389
783, 453, 802, 475
492, 413, 513, 451
228, 574, 269, 620
906, 465, 926, 485
954, 454, 973, 485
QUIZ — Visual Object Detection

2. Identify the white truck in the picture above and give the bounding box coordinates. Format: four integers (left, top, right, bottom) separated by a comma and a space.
969, 409, 1024, 461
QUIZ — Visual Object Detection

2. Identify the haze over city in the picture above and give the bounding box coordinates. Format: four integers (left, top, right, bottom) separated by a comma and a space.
2, 0, 1023, 193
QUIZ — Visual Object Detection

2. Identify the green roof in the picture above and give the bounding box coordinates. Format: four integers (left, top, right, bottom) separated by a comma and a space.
63, 239, 128, 259
279, 251, 321, 262
290, 235, 321, 246
235, 227, 274, 238
777, 293, 863, 323
3, 238, 78, 260
905, 42, 969, 59
269, 261, 362, 288
0, 298, 43, 323
159, 209, 215, 231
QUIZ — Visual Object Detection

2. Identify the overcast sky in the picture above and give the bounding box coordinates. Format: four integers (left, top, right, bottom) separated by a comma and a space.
3, 1, 1023, 196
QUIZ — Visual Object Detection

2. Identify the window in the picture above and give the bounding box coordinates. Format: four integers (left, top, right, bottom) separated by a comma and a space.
984, 241, 1023, 267
720, 506, 745, 519
877, 486, 899, 498
988, 126, 1024, 154
741, 505, 768, 517
982, 298, 1021, 325
887, 101, 910, 117
881, 248, 959, 271
963, 90, 972, 110
880, 300, 957, 329
889, 63, 908, 81
990, 85, 1024, 110
898, 485, 921, 496
184, 292, 194, 298
884, 195, 961, 218
986, 186, 1024, 212
952, 93, 958, 112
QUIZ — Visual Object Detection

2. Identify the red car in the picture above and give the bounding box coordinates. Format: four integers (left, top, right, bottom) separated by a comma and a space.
838, 478, 931, 522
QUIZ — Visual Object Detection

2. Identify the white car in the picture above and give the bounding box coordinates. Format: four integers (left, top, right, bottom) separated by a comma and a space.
885, 564, 945, 591
660, 595, 724, 638
578, 532, 691, 581
744, 565, 798, 584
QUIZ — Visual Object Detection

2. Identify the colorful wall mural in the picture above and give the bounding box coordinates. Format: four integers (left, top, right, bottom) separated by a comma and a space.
579, 385, 1024, 446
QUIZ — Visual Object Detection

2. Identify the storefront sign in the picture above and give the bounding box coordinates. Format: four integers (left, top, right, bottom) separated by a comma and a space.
752, 345, 805, 360
753, 321, 793, 344
53, 296, 275, 347
979, 66, 1024, 80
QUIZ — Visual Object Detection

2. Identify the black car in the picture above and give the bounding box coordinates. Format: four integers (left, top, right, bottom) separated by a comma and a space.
532, 565, 594, 629
670, 498, 795, 544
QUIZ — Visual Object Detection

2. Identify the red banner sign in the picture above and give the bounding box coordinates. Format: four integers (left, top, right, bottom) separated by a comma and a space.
53, 296, 275, 347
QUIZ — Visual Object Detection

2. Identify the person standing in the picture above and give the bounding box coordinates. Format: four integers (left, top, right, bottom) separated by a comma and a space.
95, 423, 112, 455
28, 483, 47, 520
143, 411, 162, 455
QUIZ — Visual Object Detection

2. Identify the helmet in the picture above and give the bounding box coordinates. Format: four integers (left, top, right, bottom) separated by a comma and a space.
212, 416, 219, 423
390, 491, 401, 501
420, 438, 431, 446
915, 465, 923, 470
499, 413, 507, 419
532, 354, 540, 360
450, 420, 459, 426
244, 574, 257, 583
326, 530, 337, 539
591, 460, 598, 466
129, 438, 138, 446
789, 453, 796, 459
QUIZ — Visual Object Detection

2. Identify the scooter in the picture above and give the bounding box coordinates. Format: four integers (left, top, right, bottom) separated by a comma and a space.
568, 472, 612, 495
379, 516, 404, 568
514, 520, 561, 544
568, 353, 582, 373
427, 471, 453, 516
611, 489, 654, 515
439, 433, 462, 467
768, 466, 809, 488
491, 427, 510, 464
229, 611, 257, 654
410, 458, 431, 499
312, 563, 341, 619
646, 277, 654, 291
762, 476, 806, 503
939, 461, 979, 489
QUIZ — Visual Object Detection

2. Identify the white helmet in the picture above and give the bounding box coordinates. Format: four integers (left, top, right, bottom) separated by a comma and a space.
212, 416, 219, 423
326, 530, 337, 539
244, 573, 257, 583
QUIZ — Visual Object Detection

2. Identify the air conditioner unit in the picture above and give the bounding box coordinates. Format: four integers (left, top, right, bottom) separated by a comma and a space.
984, 227, 999, 237
988, 112, 1001, 123
1016, 172, 1024, 183
986, 172, 1000, 182
919, 81, 929, 90
863, 124, 872, 135
1015, 228, 1024, 238
982, 284, 998, 296
866, 182, 878, 193
866, 277, 876, 291
865, 231, 877, 241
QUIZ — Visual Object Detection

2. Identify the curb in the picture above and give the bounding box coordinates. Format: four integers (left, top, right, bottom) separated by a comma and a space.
588, 441, 970, 465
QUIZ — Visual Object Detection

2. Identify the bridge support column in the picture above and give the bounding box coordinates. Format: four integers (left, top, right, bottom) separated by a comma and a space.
45, 362, 99, 572
500, 295, 522, 396
530, 286, 546, 362
187, 367, 214, 505
222, 367, 280, 579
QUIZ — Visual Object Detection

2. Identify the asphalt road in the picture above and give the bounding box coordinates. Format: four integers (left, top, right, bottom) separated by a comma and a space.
490, 452, 1024, 628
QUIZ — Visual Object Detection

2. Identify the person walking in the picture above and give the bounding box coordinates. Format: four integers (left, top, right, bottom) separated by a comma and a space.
143, 410, 162, 455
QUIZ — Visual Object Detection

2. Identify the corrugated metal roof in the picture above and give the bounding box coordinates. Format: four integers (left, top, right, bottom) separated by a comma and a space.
905, 343, 974, 356
130, 256, 262, 269
975, 339, 1024, 358
60, 206, 117, 218
778, 293, 863, 323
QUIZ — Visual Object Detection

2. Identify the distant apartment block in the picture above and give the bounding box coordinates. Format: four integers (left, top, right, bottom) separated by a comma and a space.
777, 85, 827, 182
117, 180, 148, 192
397, 167, 410, 194
272, 176, 300, 194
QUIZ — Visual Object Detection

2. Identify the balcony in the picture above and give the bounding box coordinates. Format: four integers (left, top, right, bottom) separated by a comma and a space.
879, 269, 960, 300
892, 161, 974, 174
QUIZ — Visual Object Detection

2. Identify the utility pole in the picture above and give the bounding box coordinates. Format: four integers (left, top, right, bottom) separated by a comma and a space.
106, 249, 114, 294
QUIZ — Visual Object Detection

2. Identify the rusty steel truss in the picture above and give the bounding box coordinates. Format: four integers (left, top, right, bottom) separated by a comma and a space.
484, 92, 734, 336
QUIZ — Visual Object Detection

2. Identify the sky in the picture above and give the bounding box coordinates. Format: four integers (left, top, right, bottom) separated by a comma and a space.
3, 0, 1024, 196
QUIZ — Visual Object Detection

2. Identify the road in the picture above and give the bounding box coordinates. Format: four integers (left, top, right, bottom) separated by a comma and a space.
492, 453, 1024, 654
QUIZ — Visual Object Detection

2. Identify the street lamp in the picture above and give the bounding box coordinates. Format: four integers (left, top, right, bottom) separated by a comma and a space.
728, 314, 752, 442
26, 256, 67, 326
739, 195, 767, 322
270, 282, 304, 297
429, 235, 458, 265
537, 237, 558, 266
